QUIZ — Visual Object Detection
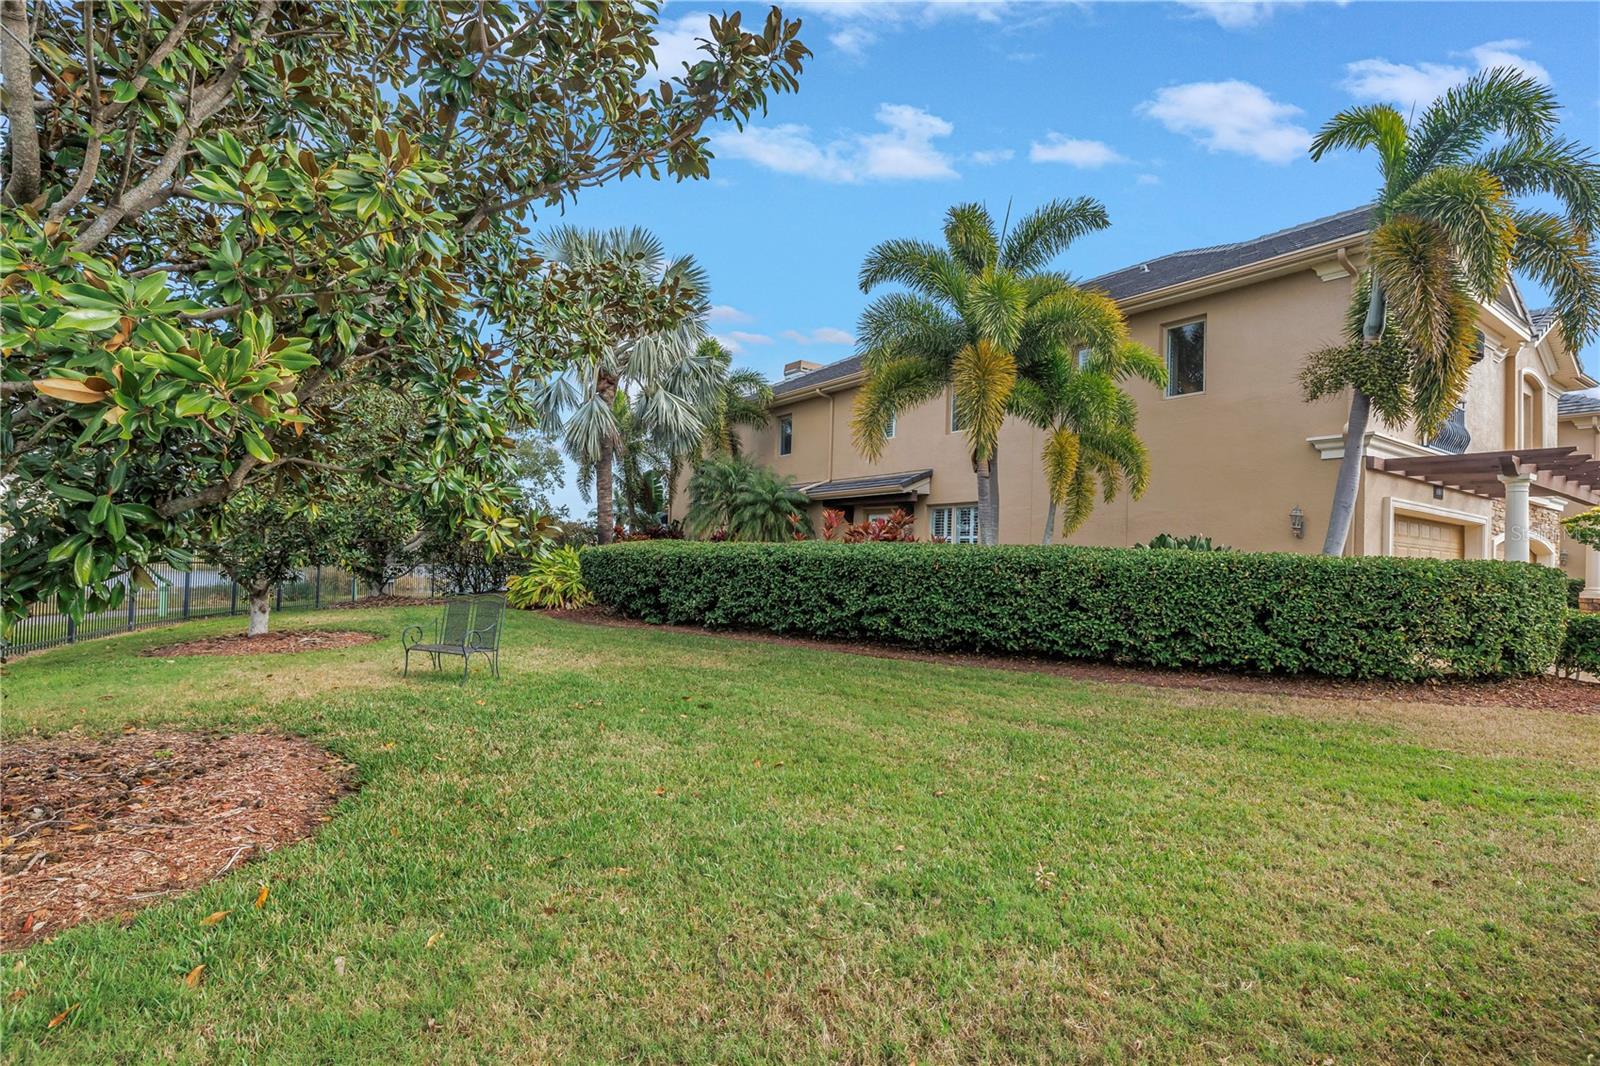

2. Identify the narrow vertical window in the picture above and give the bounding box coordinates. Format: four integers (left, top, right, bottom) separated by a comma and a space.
1165, 319, 1205, 397
949, 392, 964, 432
778, 415, 792, 456
885, 411, 896, 439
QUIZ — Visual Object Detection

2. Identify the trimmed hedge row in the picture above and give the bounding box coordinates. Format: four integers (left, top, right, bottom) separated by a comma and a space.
1559, 611, 1600, 677
581, 541, 1571, 681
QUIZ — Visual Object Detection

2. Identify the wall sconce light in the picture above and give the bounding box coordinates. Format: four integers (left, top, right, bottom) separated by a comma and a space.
1289, 505, 1305, 539
1433, 484, 1445, 500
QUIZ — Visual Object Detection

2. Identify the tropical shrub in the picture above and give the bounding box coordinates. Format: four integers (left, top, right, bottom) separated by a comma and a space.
819, 508, 917, 542
1134, 534, 1232, 551
1557, 611, 1600, 678
582, 541, 1569, 680
507, 548, 592, 611
1569, 577, 1586, 610
685, 457, 809, 541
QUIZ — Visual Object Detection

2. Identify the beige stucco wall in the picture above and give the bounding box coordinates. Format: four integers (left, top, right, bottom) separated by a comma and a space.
675, 264, 1596, 562
1559, 413, 1600, 583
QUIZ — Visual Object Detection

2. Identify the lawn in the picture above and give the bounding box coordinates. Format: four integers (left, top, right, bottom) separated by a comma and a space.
2, 606, 1597, 1063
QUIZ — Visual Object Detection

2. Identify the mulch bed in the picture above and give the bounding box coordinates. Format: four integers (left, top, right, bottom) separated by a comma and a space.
0, 730, 352, 949
140, 630, 381, 658
321, 595, 444, 612
551, 607, 1600, 716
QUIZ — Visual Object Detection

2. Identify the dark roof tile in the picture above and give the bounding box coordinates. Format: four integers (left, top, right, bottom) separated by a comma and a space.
1559, 389, 1600, 416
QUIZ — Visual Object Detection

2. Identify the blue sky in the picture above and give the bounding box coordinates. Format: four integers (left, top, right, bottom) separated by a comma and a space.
546, 0, 1600, 515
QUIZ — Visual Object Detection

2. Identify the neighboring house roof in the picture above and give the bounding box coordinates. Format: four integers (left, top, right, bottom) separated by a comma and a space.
772, 354, 865, 397
1529, 306, 1559, 342
799, 469, 932, 500
1559, 388, 1600, 417
1084, 206, 1372, 302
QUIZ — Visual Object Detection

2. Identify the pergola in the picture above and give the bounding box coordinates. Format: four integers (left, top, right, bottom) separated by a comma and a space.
1368, 446, 1600, 562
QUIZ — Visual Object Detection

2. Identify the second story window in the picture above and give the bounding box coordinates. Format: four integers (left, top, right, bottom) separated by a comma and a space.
1165, 319, 1205, 397
778, 415, 793, 456
885, 411, 896, 439
949, 392, 964, 432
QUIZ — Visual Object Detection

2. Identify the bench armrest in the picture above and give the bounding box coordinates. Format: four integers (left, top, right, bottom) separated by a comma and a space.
401, 624, 424, 649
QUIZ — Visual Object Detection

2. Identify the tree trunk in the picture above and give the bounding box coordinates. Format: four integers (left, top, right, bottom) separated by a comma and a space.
1321, 276, 1385, 556
247, 586, 271, 636
595, 436, 616, 544
1, 0, 40, 207
1042, 500, 1058, 545
973, 453, 992, 545
984, 451, 1001, 545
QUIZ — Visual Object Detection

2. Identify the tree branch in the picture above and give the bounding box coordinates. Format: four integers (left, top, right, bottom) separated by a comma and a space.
73, 0, 276, 253
1, 0, 41, 205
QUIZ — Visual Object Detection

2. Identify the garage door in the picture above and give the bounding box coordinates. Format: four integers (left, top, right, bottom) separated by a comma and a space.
1393, 515, 1466, 559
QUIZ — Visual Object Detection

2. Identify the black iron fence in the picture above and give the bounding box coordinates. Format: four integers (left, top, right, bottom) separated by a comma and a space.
2, 564, 444, 659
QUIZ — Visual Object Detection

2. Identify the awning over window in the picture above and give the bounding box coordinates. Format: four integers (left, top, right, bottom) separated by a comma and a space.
1368, 446, 1600, 505
797, 469, 933, 502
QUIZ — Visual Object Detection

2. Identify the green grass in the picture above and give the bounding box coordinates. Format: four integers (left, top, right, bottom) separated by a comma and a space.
2, 607, 1598, 1063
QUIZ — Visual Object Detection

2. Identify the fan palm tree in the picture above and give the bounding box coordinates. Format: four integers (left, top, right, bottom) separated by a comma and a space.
1011, 340, 1167, 544
529, 226, 715, 544
851, 198, 1126, 544
1302, 68, 1600, 555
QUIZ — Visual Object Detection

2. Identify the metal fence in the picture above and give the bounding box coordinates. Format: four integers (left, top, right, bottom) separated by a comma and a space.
2, 563, 446, 659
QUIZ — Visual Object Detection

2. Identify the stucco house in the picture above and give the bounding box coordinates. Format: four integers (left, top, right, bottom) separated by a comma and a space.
688, 207, 1600, 606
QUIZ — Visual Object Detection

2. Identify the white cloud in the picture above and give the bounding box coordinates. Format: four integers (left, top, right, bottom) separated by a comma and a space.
1137, 80, 1310, 164
1175, 1, 1305, 30
970, 148, 1015, 166
727, 330, 773, 347
707, 304, 753, 324
1028, 134, 1130, 168
1136, 173, 1162, 186
783, 327, 856, 346
711, 103, 958, 183
790, 1, 1037, 57
829, 24, 878, 56
1342, 40, 1552, 113
644, 12, 713, 83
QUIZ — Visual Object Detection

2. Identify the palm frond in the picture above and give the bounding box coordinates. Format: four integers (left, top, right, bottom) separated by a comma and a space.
1509, 208, 1600, 349
952, 340, 1017, 461
1368, 216, 1477, 365
1389, 166, 1514, 295
1474, 136, 1600, 233
942, 202, 999, 274
850, 356, 945, 459
858, 237, 945, 294
1058, 467, 1096, 535
999, 196, 1111, 273
1307, 104, 1408, 185
964, 271, 1029, 350
1406, 67, 1559, 180
856, 293, 966, 369
1042, 427, 1081, 505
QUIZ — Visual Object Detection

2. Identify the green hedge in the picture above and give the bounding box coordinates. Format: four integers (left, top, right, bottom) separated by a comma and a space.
581, 541, 1571, 681
1559, 611, 1600, 677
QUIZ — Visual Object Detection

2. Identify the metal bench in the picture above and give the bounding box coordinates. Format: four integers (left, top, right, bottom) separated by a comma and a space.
401, 594, 504, 682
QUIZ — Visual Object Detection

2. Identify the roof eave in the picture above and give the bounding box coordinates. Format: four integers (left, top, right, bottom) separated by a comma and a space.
1102, 231, 1369, 314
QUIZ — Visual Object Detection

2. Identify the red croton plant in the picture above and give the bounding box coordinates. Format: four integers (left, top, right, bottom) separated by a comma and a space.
810, 507, 918, 543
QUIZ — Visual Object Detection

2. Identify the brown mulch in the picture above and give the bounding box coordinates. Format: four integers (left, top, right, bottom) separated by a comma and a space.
321, 595, 444, 612
140, 630, 381, 658
551, 606, 1600, 716
0, 730, 352, 949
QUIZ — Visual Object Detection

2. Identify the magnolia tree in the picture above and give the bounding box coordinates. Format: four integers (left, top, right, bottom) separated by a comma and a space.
0, 0, 809, 631
209, 488, 330, 636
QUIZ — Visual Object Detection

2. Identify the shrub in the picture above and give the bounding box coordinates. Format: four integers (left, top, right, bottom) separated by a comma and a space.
1567, 577, 1585, 610
1134, 533, 1231, 551
1557, 611, 1600, 678
581, 541, 1569, 680
819, 507, 917, 542
507, 548, 592, 610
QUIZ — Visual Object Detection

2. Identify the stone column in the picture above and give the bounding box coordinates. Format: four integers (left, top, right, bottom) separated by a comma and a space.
1498, 474, 1534, 562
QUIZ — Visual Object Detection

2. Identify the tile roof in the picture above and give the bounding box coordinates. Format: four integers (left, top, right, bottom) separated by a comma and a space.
1559, 388, 1600, 416
800, 469, 933, 500
1085, 206, 1373, 302
1529, 306, 1559, 341
770, 206, 1375, 399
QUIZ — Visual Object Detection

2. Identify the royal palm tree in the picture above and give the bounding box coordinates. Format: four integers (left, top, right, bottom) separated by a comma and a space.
1011, 340, 1167, 544
530, 227, 715, 543
1302, 68, 1600, 555
852, 198, 1126, 544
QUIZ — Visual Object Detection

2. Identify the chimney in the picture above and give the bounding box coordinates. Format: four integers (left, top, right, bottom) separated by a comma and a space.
783, 359, 824, 379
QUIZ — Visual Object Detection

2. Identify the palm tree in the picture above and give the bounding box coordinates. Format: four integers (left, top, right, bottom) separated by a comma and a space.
694, 338, 774, 457
1303, 68, 1600, 556
851, 198, 1123, 544
529, 226, 714, 544
1011, 340, 1167, 544
685, 456, 809, 541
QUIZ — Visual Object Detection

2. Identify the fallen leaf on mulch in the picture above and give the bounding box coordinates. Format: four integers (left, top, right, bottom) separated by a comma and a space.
0, 730, 352, 949
140, 630, 380, 658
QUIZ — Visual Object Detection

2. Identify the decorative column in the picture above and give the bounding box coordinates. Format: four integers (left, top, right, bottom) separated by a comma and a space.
1584, 541, 1600, 611
1498, 474, 1534, 562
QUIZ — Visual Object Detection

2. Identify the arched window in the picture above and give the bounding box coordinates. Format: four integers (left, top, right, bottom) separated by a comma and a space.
1520, 373, 1545, 449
